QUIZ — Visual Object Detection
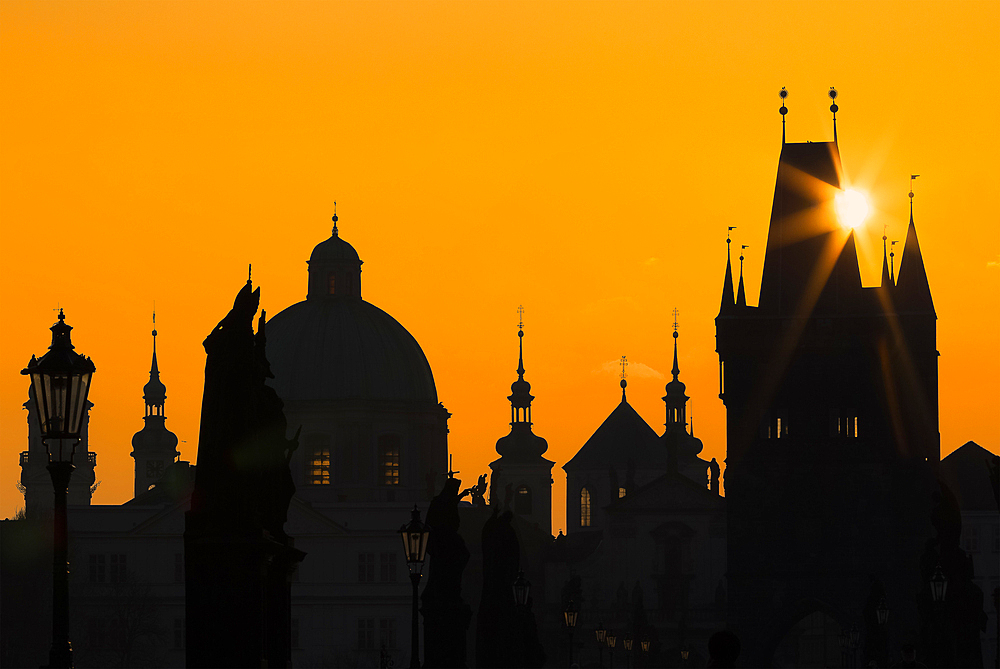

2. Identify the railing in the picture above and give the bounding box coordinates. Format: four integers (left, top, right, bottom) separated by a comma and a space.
18, 451, 97, 467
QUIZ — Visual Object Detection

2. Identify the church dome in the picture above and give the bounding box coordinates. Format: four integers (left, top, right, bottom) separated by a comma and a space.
310, 233, 361, 264
265, 296, 437, 403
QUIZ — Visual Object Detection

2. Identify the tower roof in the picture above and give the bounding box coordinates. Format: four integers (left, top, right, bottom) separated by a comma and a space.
895, 212, 935, 314
563, 396, 665, 471
143, 328, 167, 405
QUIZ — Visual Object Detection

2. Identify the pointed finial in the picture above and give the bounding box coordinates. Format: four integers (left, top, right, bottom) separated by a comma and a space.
620, 355, 628, 399
909, 175, 919, 219
779, 88, 788, 144
740, 244, 749, 274
890, 240, 899, 283
829, 87, 839, 143
332, 201, 339, 237
671, 307, 680, 379
152, 306, 157, 340
248, 263, 252, 285
516, 305, 525, 378
517, 304, 525, 332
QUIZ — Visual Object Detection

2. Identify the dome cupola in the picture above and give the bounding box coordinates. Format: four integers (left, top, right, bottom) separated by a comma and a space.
307, 205, 363, 300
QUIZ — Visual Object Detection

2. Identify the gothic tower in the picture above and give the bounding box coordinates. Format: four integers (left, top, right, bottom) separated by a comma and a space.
131, 323, 179, 498
716, 100, 938, 665
489, 321, 554, 536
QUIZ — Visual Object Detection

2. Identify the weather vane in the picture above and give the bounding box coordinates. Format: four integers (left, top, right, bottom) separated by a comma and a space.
740, 244, 749, 276
909, 176, 920, 216
779, 87, 788, 144
620, 355, 628, 381
829, 87, 839, 143
890, 240, 899, 282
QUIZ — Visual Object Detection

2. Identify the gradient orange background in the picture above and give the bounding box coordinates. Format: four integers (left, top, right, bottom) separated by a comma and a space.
2, 1, 998, 533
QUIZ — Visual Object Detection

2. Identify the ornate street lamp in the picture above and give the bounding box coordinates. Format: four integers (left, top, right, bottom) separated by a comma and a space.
595, 623, 606, 668
640, 638, 650, 653
607, 630, 617, 669
876, 597, 889, 626
512, 571, 531, 608
563, 600, 579, 668
398, 506, 430, 668
930, 564, 948, 603
22, 310, 95, 669
623, 635, 633, 669
680, 646, 690, 661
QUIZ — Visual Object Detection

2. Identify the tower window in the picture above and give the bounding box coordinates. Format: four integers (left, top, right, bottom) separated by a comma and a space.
832, 409, 859, 438
580, 487, 592, 527
328, 273, 336, 294
378, 435, 400, 486
515, 486, 532, 514
619, 487, 626, 499
305, 435, 332, 485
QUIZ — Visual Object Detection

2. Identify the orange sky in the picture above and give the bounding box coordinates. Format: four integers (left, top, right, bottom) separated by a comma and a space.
2, 1, 998, 533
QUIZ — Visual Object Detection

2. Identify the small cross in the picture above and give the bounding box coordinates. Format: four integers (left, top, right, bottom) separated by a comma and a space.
517, 305, 524, 330
672, 308, 680, 332
620, 355, 628, 381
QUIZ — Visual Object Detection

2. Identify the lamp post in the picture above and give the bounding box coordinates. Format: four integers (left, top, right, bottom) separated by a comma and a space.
623, 635, 633, 669
680, 645, 690, 665
848, 623, 860, 668
22, 310, 95, 669
606, 630, 617, 669
595, 623, 606, 668
398, 506, 430, 668
563, 599, 578, 668
930, 564, 948, 603
640, 637, 650, 668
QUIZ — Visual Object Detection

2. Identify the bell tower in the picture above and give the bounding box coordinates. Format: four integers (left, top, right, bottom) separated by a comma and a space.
131, 319, 179, 498
489, 308, 554, 536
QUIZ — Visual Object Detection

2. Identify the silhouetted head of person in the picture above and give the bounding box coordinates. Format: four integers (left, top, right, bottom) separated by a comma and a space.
707, 630, 740, 668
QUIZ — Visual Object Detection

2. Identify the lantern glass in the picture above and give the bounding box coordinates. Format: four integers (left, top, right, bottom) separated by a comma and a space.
930, 565, 947, 603
512, 571, 531, 606
606, 632, 616, 649
641, 639, 650, 653
398, 506, 430, 573
876, 597, 889, 625
681, 648, 690, 660
623, 637, 633, 652
563, 600, 579, 628
595, 625, 606, 643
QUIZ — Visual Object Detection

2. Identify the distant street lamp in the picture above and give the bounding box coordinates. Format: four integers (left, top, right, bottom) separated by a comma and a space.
512, 571, 531, 608
563, 600, 579, 667
595, 623, 606, 668
22, 310, 95, 669
681, 646, 690, 662
930, 564, 948, 603
849, 624, 860, 668
607, 630, 617, 669
623, 635, 633, 669
877, 597, 889, 626
398, 506, 430, 668
640, 638, 650, 653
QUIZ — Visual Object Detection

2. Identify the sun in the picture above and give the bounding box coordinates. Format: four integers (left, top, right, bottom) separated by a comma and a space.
835, 189, 870, 229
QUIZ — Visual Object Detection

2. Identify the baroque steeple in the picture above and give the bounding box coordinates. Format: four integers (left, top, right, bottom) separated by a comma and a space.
131, 317, 179, 498
495, 310, 548, 459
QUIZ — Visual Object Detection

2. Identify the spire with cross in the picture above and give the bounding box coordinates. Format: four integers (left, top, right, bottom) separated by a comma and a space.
332, 201, 339, 236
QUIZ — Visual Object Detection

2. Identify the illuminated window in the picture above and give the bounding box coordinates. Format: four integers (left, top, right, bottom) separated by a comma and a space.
580, 487, 591, 527
515, 486, 532, 514
328, 273, 336, 294
619, 487, 626, 499
379, 435, 400, 486
306, 435, 331, 485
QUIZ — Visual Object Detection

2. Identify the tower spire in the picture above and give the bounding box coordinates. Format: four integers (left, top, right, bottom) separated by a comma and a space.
506, 305, 534, 426
671, 308, 680, 380
909, 175, 919, 221
890, 240, 898, 283
881, 225, 892, 288
332, 201, 339, 237
779, 88, 788, 144
720, 229, 736, 314
829, 87, 839, 144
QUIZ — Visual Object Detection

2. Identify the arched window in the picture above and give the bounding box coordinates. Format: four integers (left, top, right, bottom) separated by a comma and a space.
378, 435, 400, 486
580, 487, 592, 527
515, 486, 532, 514
305, 434, 331, 485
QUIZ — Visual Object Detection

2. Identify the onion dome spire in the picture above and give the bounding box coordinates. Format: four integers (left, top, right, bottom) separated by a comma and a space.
143, 315, 167, 410
663, 308, 688, 429
495, 306, 548, 458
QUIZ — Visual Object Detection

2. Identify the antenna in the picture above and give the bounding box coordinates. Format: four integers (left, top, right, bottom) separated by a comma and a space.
779, 88, 788, 144
829, 87, 839, 144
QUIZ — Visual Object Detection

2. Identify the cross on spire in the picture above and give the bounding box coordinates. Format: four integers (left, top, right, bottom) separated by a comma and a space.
517, 304, 524, 331
332, 201, 339, 236
672, 308, 680, 333
620, 355, 628, 381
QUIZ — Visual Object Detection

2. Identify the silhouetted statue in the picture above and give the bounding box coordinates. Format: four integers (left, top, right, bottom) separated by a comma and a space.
421, 477, 472, 668
184, 280, 305, 669
707, 630, 741, 668
462, 474, 488, 507
709, 458, 720, 494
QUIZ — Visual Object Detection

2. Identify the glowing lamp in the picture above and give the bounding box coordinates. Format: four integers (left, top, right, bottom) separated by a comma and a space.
623, 636, 633, 652
398, 506, 430, 575
606, 631, 617, 649
641, 638, 650, 653
563, 599, 579, 628
595, 624, 606, 644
